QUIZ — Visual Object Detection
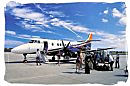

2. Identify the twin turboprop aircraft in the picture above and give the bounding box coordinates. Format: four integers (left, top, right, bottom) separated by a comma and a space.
11, 33, 95, 62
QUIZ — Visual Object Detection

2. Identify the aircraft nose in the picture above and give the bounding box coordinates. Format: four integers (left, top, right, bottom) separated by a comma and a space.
11, 44, 29, 54
11, 47, 19, 53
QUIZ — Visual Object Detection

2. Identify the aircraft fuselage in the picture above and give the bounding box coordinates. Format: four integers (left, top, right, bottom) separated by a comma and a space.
11, 38, 79, 54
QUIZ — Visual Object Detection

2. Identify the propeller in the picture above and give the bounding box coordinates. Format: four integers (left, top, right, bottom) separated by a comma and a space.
62, 40, 70, 50
61, 40, 71, 59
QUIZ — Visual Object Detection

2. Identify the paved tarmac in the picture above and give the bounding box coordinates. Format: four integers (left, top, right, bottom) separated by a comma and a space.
4, 52, 128, 85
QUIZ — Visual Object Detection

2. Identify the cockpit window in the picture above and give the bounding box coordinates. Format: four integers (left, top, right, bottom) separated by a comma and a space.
29, 40, 40, 43
29, 40, 34, 43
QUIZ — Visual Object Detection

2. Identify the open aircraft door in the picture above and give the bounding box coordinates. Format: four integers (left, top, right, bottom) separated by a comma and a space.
43, 41, 48, 53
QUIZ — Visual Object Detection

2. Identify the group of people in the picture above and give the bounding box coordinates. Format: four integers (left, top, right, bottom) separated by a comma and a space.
36, 49, 61, 66
75, 50, 93, 74
36, 47, 120, 73
75, 50, 120, 73
106, 53, 120, 71
36, 49, 47, 66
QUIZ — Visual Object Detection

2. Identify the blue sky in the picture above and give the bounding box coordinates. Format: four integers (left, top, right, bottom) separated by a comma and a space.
5, 1, 127, 51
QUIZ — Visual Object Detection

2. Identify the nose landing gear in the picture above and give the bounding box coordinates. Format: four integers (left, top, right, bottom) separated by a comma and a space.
23, 54, 27, 63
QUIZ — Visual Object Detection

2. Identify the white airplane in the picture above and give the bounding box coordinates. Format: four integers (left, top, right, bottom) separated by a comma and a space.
11, 33, 93, 62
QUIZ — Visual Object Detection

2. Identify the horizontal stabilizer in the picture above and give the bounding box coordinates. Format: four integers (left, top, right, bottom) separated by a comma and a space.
84, 47, 116, 53
77, 40, 85, 42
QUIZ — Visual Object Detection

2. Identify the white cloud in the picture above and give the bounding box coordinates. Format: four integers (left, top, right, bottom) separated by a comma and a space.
5, 30, 16, 35
48, 11, 65, 17
17, 34, 42, 40
20, 21, 56, 35
12, 8, 44, 21
34, 4, 46, 13
50, 18, 91, 38
92, 30, 127, 51
5, 39, 24, 47
119, 16, 126, 26
9, 3, 85, 38
122, 3, 126, 9
63, 38, 75, 41
112, 8, 123, 18
11, 7, 50, 31
18, 34, 31, 38
6, 1, 22, 8
103, 9, 108, 14
101, 18, 108, 23
50, 18, 90, 33
119, 30, 126, 35
112, 8, 126, 26
32, 36, 40, 38
21, 21, 43, 31
5, 31, 32, 40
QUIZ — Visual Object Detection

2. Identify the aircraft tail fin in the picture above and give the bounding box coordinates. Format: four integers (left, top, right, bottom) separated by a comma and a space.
86, 33, 92, 42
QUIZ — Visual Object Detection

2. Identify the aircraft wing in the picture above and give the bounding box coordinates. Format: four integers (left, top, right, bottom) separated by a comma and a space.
46, 48, 63, 55
45, 32, 101, 56
71, 40, 100, 49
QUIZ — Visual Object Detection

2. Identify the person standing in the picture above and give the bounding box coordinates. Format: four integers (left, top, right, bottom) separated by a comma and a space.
79, 50, 83, 69
36, 49, 41, 66
85, 53, 91, 74
108, 54, 114, 71
76, 51, 81, 73
115, 53, 120, 68
93, 52, 97, 69
57, 50, 61, 66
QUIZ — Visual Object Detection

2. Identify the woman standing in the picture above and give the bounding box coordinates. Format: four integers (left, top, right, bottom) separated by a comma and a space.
76, 50, 83, 73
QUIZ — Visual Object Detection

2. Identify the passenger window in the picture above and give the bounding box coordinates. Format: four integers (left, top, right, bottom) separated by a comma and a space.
52, 43, 54, 46
38, 41, 40, 43
60, 43, 61, 46
34, 40, 37, 43
57, 43, 59, 46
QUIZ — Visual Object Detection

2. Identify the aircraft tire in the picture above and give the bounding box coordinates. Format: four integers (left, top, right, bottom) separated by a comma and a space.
23, 60, 27, 63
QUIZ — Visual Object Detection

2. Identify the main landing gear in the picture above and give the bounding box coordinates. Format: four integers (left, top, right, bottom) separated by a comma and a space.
52, 56, 55, 61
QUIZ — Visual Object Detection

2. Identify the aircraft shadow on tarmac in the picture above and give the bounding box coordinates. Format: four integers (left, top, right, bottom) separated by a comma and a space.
5, 61, 37, 64
114, 74, 128, 77
5, 60, 76, 64
62, 71, 85, 74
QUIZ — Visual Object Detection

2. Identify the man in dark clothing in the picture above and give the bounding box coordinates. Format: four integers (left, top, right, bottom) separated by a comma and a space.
85, 53, 91, 74
115, 53, 120, 68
